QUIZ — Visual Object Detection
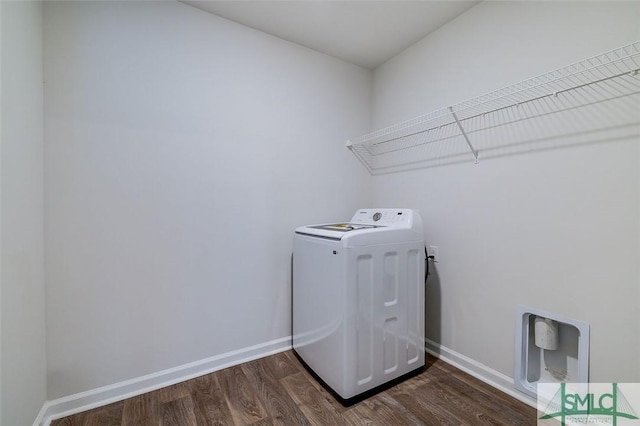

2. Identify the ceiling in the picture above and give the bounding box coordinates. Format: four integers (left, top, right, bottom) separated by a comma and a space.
179, 1, 480, 69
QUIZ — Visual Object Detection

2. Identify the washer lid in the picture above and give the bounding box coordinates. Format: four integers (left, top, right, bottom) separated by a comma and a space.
310, 223, 378, 232
295, 223, 382, 240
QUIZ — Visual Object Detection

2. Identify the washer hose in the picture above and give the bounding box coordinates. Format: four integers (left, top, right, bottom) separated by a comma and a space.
425, 247, 435, 283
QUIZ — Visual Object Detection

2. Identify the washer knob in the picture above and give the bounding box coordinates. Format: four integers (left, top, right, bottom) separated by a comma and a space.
373, 212, 382, 221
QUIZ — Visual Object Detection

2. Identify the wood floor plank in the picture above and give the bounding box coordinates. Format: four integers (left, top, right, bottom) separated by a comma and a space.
388, 397, 456, 425
122, 392, 159, 426
426, 378, 509, 425
452, 367, 532, 411
391, 375, 484, 425
391, 367, 432, 392
188, 373, 234, 426
435, 370, 536, 425
82, 401, 125, 426
241, 357, 311, 425
51, 412, 87, 426
246, 418, 274, 426
263, 351, 300, 380
280, 372, 346, 425
159, 395, 198, 426
343, 393, 424, 426
155, 380, 192, 404
282, 351, 349, 414
387, 384, 458, 426
216, 364, 269, 425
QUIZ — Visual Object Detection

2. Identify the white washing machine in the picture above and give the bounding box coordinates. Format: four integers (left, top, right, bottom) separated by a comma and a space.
293, 208, 425, 403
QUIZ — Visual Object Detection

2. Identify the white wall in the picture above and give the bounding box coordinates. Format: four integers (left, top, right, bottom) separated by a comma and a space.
43, 0, 371, 399
372, 1, 640, 385
1, 1, 47, 424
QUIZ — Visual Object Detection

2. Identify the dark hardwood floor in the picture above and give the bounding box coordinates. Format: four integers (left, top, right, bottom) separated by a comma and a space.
51, 351, 537, 425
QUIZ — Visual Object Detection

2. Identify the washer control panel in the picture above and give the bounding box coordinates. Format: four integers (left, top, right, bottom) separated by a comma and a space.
350, 209, 413, 227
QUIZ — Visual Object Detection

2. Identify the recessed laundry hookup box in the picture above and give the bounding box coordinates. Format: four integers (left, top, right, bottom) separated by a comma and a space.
514, 305, 590, 399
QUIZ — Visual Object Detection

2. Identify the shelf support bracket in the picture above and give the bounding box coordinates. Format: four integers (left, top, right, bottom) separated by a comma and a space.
449, 106, 479, 164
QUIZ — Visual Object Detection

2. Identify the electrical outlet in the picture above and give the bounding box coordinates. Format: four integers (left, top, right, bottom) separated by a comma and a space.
429, 245, 439, 262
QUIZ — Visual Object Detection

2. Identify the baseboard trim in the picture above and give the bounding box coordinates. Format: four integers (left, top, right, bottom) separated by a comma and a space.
425, 338, 536, 409
37, 336, 535, 425
37, 336, 292, 426
33, 402, 48, 426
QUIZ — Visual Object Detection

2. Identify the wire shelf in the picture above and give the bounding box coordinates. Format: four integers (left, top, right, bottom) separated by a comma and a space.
347, 41, 640, 174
